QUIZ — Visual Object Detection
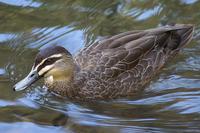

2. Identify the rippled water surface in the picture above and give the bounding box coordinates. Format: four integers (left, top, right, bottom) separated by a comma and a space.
1, 0, 200, 132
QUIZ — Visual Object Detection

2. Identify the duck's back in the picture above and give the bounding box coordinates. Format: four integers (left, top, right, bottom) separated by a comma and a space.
74, 24, 193, 100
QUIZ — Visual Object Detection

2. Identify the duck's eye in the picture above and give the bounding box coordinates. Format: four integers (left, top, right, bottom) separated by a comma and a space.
46, 58, 53, 62
43, 57, 61, 66
42, 58, 54, 66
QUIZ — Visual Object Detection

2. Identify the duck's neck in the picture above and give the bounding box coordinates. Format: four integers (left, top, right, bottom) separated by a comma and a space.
44, 76, 78, 98
44, 64, 82, 99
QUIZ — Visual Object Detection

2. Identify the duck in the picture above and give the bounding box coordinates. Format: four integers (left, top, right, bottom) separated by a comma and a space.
13, 24, 194, 101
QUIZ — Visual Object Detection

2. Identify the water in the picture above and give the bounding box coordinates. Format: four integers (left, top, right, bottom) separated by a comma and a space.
0, 0, 200, 132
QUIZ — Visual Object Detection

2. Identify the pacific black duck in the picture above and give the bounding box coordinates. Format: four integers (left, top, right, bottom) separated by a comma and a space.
13, 24, 194, 100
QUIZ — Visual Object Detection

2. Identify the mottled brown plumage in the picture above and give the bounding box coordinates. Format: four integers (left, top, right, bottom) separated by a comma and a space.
14, 24, 194, 101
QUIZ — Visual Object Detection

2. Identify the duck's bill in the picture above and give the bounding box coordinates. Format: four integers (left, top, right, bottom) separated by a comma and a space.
13, 69, 39, 91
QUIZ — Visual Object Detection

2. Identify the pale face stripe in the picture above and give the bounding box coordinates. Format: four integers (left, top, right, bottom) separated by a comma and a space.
38, 64, 54, 76
33, 54, 63, 74
34, 54, 62, 70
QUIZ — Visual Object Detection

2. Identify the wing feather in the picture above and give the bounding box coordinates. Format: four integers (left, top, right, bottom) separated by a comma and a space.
74, 25, 192, 84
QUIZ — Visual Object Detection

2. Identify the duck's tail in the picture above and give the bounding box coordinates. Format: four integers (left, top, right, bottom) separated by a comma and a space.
167, 24, 194, 50
151, 24, 194, 56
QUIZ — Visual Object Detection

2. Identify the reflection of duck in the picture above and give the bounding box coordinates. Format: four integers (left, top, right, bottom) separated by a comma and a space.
14, 24, 194, 100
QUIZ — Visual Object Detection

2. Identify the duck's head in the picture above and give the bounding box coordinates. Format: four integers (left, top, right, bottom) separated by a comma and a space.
13, 46, 75, 91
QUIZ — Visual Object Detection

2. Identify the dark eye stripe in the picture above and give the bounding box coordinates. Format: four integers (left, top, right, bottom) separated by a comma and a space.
37, 57, 61, 72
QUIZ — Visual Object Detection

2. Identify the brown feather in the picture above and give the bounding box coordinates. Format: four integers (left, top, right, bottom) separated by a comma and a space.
43, 24, 194, 101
